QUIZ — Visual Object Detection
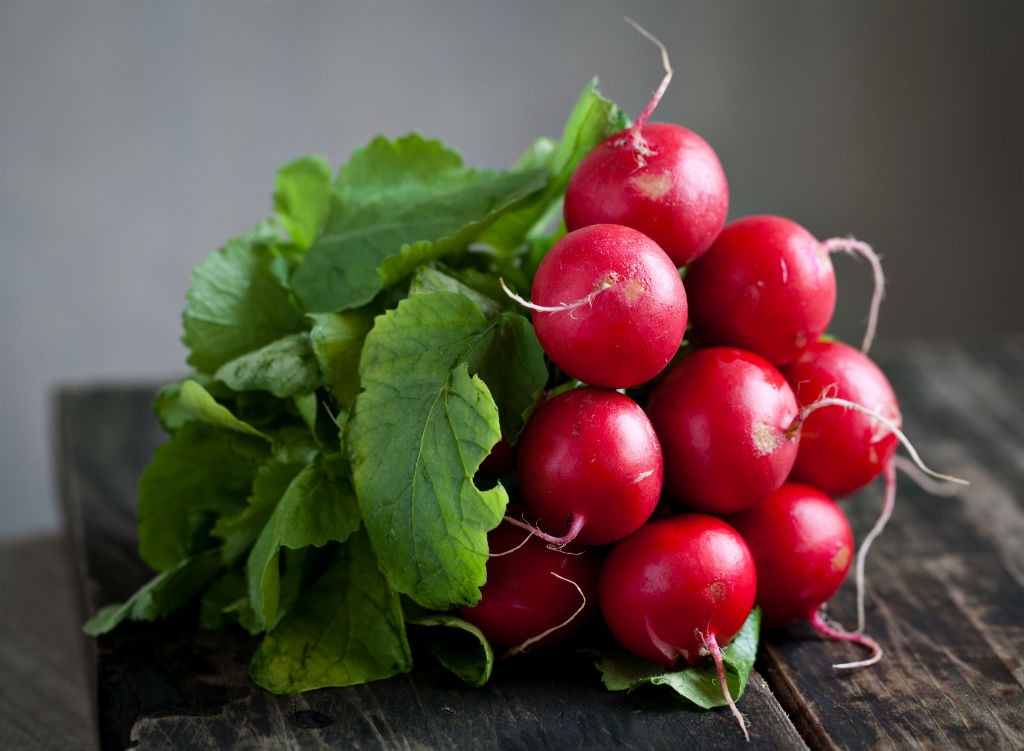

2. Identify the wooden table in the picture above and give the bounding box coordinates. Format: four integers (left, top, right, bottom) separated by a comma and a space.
51, 336, 1024, 750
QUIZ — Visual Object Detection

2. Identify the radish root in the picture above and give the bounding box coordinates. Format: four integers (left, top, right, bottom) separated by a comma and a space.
853, 457, 897, 634
622, 17, 673, 159
822, 236, 885, 355
502, 513, 586, 548
855, 449, 965, 633
789, 396, 969, 488
701, 630, 749, 741
893, 453, 964, 497
501, 573, 587, 659
809, 609, 883, 669
488, 529, 534, 558
499, 275, 617, 315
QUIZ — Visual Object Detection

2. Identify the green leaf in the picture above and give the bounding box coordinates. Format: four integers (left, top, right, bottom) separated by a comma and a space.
347, 291, 547, 610
212, 459, 305, 565
247, 452, 362, 631
475, 79, 628, 260
83, 549, 223, 636
137, 422, 270, 571
407, 266, 505, 319
594, 608, 762, 710
153, 378, 269, 440
273, 155, 332, 249
199, 568, 260, 633
308, 310, 376, 408
290, 133, 548, 313
214, 332, 323, 398
183, 229, 306, 374
404, 603, 494, 688
249, 528, 413, 693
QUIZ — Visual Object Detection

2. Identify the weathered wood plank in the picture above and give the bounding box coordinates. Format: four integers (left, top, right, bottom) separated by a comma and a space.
57, 383, 807, 751
759, 337, 1024, 751
59, 337, 1024, 750
0, 535, 98, 751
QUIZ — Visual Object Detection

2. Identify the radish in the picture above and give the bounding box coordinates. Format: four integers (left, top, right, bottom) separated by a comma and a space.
684, 215, 887, 366
510, 223, 687, 389
684, 215, 837, 366
780, 345, 969, 633
510, 386, 664, 546
780, 338, 901, 499
476, 434, 517, 479
598, 513, 757, 738
458, 518, 602, 658
724, 482, 883, 668
643, 346, 800, 515
562, 23, 729, 267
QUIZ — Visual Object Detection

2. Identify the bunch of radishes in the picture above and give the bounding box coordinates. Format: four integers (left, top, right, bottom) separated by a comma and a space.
460, 23, 964, 739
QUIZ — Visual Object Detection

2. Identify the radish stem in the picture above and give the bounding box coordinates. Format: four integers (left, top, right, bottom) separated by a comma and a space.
703, 631, 749, 741
502, 513, 586, 547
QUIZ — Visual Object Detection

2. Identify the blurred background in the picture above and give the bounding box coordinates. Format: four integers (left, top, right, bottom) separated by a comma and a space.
2, 1, 1022, 542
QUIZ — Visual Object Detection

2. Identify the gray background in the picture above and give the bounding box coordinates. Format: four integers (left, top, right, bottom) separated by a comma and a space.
2, 1, 1022, 541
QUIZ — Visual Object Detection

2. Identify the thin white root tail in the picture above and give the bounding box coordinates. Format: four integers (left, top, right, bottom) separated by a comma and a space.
488, 529, 534, 558
854, 458, 897, 634
893, 454, 965, 497
792, 396, 969, 488
703, 631, 749, 742
823, 236, 885, 355
501, 573, 587, 659
499, 276, 616, 315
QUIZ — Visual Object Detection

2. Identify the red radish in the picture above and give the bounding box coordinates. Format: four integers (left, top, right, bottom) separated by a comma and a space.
644, 346, 800, 515
724, 482, 882, 668
684, 215, 838, 366
563, 24, 728, 267
599, 513, 757, 738
780, 353, 969, 636
511, 386, 663, 546
476, 435, 517, 478
726, 483, 854, 629
685, 215, 887, 365
514, 223, 687, 389
780, 338, 901, 499
459, 519, 602, 657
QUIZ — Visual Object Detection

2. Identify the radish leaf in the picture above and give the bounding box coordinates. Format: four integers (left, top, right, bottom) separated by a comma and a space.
347, 290, 546, 611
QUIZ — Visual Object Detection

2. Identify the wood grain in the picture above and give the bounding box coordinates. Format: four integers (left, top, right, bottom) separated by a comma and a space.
55, 336, 1024, 750
758, 337, 1024, 751
56, 384, 805, 750
0, 535, 98, 751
